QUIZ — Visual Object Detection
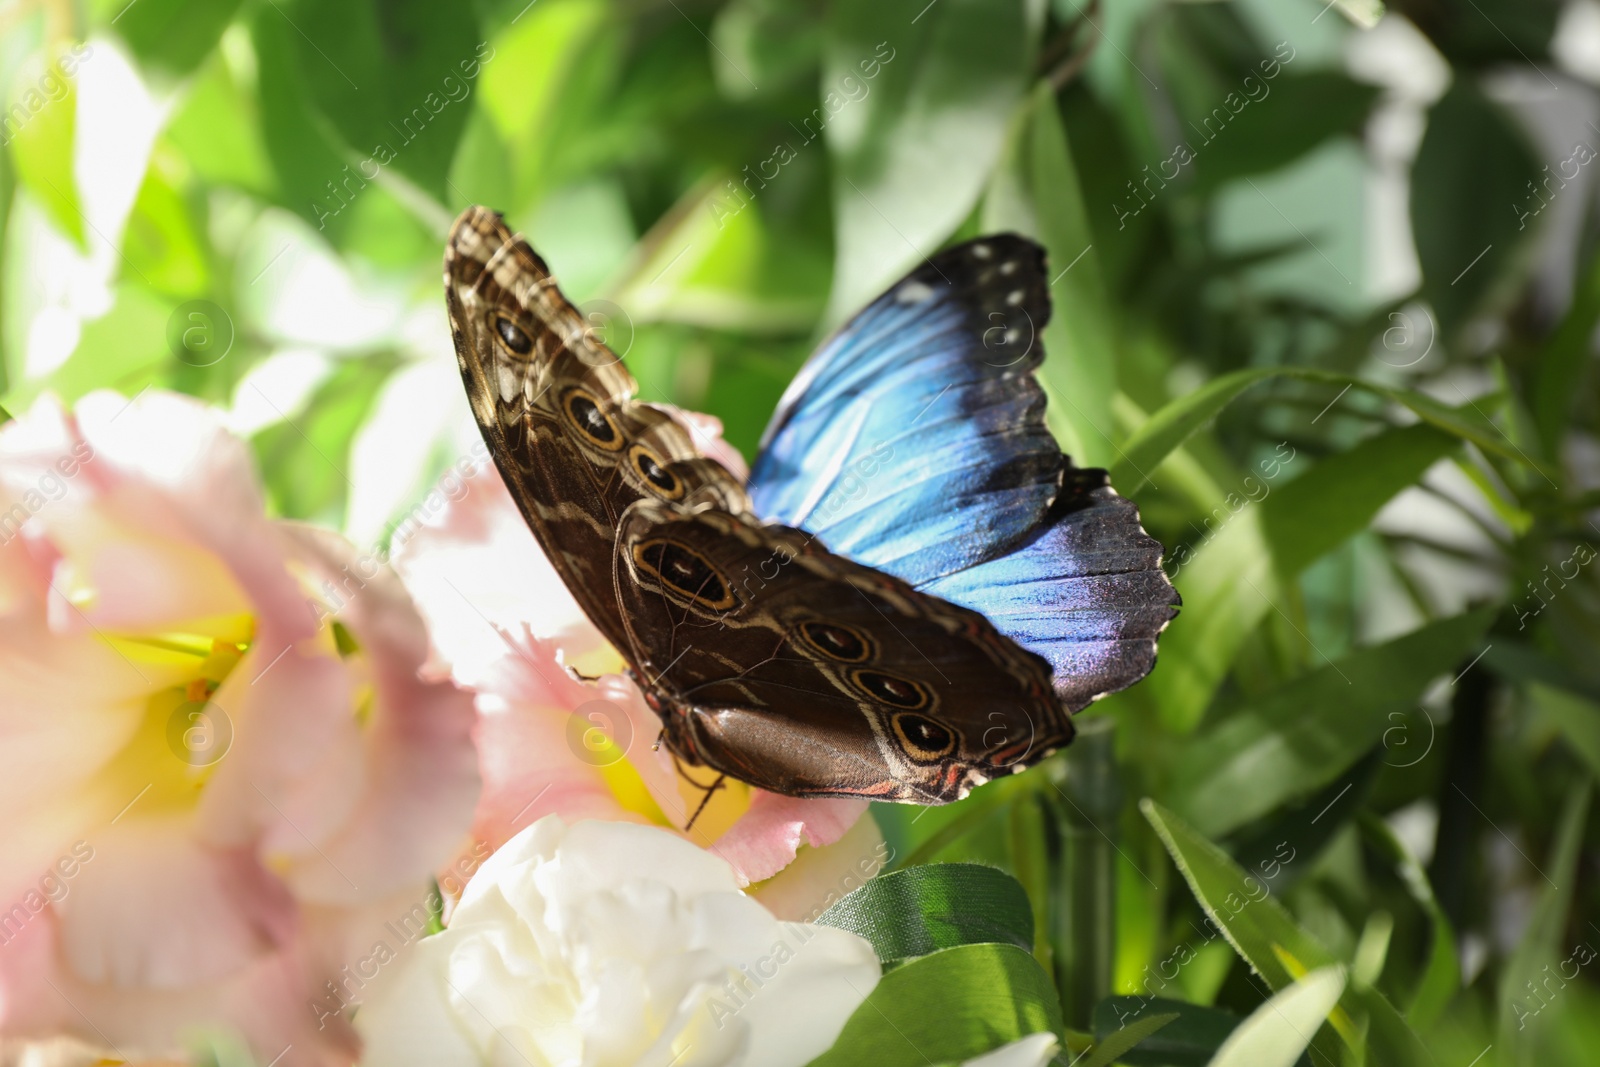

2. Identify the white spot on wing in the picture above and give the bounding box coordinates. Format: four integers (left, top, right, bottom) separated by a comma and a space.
895, 280, 935, 304
972, 243, 992, 260
495, 361, 519, 402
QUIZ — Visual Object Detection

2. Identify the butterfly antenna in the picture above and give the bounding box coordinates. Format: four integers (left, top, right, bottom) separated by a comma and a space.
684, 774, 727, 834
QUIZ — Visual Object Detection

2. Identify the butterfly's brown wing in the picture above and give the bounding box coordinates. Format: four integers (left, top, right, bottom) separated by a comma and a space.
444, 207, 748, 653
614, 500, 1072, 803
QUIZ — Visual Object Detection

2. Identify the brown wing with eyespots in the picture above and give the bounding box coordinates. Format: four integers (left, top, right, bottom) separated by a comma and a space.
613, 500, 1073, 803
444, 206, 749, 655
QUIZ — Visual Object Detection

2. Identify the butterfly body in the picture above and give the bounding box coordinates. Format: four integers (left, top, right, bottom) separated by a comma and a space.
445, 206, 1176, 807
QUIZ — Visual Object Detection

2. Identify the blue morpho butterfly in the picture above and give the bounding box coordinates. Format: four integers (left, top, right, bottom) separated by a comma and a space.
446, 207, 1179, 815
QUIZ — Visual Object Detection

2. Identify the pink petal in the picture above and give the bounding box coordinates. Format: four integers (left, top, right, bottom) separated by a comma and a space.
711, 791, 870, 886
0, 886, 361, 1067
56, 819, 297, 988
389, 463, 604, 688
749, 812, 888, 921
268, 526, 480, 904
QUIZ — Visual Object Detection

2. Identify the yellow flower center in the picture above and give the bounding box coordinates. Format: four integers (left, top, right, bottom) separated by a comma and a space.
90, 613, 257, 820
576, 647, 754, 843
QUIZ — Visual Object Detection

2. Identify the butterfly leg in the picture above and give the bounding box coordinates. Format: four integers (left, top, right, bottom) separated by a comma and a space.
684, 773, 727, 833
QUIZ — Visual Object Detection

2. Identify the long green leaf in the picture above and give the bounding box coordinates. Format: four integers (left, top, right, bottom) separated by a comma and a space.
1205, 968, 1346, 1067
1498, 780, 1592, 1062
1533, 249, 1600, 456
805, 944, 1063, 1067
7, 45, 85, 248
984, 81, 1117, 466
1167, 610, 1494, 836
1262, 423, 1459, 575
1092, 997, 1312, 1067
1081, 1012, 1178, 1067
1357, 814, 1460, 1030
278, 0, 482, 201
1141, 438, 1482, 735
1109, 366, 1547, 496
1411, 79, 1542, 344
1142, 800, 1432, 1067
1136, 504, 1272, 733
814, 863, 1034, 968
823, 0, 1035, 323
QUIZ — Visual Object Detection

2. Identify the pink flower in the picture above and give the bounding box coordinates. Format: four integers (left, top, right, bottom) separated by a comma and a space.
0, 391, 479, 1066
391, 414, 883, 911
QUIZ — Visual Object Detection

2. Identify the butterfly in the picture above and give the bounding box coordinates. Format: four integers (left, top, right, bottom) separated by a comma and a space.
444, 206, 1178, 808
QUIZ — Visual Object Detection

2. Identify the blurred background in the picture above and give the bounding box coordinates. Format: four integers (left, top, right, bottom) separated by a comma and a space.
2, 0, 1598, 1063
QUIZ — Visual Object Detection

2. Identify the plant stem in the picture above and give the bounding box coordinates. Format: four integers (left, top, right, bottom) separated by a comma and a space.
1050, 715, 1120, 1029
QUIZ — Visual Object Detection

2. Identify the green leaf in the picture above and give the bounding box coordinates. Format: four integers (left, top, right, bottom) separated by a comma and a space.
823, 0, 1035, 322
122, 152, 209, 300
984, 82, 1118, 466
276, 0, 483, 201
1532, 248, 1600, 457
252, 356, 396, 525
1109, 366, 1549, 497
1140, 427, 1480, 734
1134, 503, 1271, 734
1167, 610, 1494, 836
470, 0, 610, 208
1352, 913, 1394, 989
1498, 779, 1592, 1056
1357, 814, 1460, 1030
1225, 755, 1380, 897
1261, 423, 1459, 576
814, 863, 1033, 968
805, 944, 1062, 1067
1530, 684, 1600, 781
1205, 967, 1346, 1067
252, 7, 365, 235
6, 45, 86, 247
110, 0, 244, 78
4, 283, 173, 412
1093, 998, 1311, 1067
164, 51, 276, 196
1190, 72, 1378, 194
1410, 78, 1541, 344
609, 181, 829, 334
1081, 1011, 1178, 1067
877, 771, 1034, 870
1141, 800, 1433, 1067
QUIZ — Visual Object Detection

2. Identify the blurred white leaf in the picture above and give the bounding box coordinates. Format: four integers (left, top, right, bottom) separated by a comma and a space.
234, 208, 408, 351
1206, 967, 1347, 1067
222, 347, 333, 437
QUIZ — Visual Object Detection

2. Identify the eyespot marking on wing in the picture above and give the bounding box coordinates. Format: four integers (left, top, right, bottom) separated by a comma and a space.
633, 539, 737, 610
794, 620, 875, 663
852, 669, 933, 710
562, 388, 625, 451
892, 713, 957, 762
629, 444, 684, 500
489, 311, 534, 356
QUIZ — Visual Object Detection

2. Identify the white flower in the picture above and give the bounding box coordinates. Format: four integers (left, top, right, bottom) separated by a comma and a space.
356, 816, 881, 1067
962, 1033, 1061, 1066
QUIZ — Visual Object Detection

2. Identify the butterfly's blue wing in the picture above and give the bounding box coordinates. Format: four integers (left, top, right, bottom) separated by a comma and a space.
749, 236, 1178, 707
748, 235, 1061, 586
921, 472, 1179, 710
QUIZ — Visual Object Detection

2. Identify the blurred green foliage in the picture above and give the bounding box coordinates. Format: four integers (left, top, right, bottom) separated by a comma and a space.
1, 0, 1598, 1064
